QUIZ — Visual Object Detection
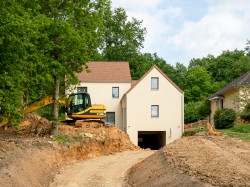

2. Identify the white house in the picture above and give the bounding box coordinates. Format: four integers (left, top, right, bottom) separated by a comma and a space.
67, 62, 184, 149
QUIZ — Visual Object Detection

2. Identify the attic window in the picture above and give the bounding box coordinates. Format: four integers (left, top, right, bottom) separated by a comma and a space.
151, 77, 159, 90
112, 87, 119, 98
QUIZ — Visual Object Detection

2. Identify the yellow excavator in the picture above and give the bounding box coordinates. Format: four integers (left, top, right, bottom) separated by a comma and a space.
0, 92, 106, 127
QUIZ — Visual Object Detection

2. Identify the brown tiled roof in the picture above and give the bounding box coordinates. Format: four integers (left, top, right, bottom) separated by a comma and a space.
131, 80, 139, 88
77, 62, 131, 83
207, 71, 250, 100
124, 65, 183, 96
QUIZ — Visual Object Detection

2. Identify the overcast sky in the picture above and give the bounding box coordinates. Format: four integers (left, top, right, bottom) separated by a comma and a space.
112, 0, 250, 66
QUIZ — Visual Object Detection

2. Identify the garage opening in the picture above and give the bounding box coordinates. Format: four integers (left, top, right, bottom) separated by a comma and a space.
138, 131, 166, 150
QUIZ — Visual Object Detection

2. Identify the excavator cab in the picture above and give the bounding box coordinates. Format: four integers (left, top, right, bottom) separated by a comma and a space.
66, 92, 106, 120
67, 93, 91, 114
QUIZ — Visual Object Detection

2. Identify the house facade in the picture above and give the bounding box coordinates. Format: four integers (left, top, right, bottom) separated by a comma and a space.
121, 66, 184, 148
208, 71, 250, 125
66, 62, 131, 130
67, 62, 184, 149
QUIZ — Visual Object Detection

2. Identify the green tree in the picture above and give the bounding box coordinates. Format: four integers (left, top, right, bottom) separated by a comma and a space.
184, 101, 210, 123
101, 7, 146, 62
183, 66, 213, 103
0, 0, 111, 134
172, 63, 187, 89
34, 0, 109, 135
0, 1, 43, 126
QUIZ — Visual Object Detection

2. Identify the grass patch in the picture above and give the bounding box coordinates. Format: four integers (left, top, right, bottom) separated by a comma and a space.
183, 130, 196, 136
217, 129, 250, 142
183, 125, 209, 136
232, 122, 250, 133
52, 135, 83, 143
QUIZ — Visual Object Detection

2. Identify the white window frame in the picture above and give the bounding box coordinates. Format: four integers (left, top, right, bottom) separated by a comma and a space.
151, 77, 159, 90
151, 105, 159, 117
112, 87, 119, 98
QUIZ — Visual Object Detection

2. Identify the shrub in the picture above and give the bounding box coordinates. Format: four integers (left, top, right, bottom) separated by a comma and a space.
240, 103, 250, 121
232, 120, 250, 133
214, 108, 236, 129
184, 101, 210, 124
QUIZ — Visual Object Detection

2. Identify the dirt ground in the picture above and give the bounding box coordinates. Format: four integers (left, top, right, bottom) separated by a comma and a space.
0, 114, 138, 187
127, 135, 250, 187
1, 114, 250, 187
50, 150, 154, 187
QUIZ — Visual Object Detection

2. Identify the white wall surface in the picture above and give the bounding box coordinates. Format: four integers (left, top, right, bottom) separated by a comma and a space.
125, 68, 183, 146
67, 82, 131, 130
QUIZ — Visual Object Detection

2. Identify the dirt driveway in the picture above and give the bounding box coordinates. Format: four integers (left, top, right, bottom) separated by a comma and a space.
50, 150, 154, 187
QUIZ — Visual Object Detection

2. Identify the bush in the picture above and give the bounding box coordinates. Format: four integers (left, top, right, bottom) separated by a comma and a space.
184, 101, 210, 124
240, 103, 250, 121
232, 121, 250, 133
214, 108, 236, 129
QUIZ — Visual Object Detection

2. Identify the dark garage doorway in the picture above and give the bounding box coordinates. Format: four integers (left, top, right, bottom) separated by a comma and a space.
138, 131, 166, 150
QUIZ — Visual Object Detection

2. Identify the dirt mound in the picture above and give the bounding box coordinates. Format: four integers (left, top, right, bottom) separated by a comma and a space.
59, 125, 138, 152
164, 136, 250, 186
126, 150, 207, 187
127, 135, 250, 187
0, 113, 138, 187
3, 113, 138, 152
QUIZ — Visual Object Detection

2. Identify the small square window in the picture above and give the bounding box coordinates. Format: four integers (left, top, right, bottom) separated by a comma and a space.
151, 105, 159, 117
104, 112, 115, 124
151, 77, 159, 89
112, 87, 119, 98
77, 87, 87, 93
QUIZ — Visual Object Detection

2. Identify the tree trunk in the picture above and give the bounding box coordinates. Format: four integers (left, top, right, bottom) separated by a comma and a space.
51, 76, 60, 136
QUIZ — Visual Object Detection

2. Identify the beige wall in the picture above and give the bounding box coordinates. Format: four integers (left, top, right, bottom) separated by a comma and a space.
210, 88, 239, 125
124, 68, 184, 146
210, 100, 217, 125
66, 82, 131, 130
238, 88, 250, 110
223, 89, 239, 111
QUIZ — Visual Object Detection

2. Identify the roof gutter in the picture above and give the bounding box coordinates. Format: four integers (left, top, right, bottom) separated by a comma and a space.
208, 96, 224, 101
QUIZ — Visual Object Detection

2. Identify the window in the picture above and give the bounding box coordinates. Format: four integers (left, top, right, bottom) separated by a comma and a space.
216, 99, 224, 109
112, 87, 119, 98
151, 105, 159, 117
151, 77, 159, 89
104, 112, 115, 124
77, 87, 87, 93
68, 93, 90, 113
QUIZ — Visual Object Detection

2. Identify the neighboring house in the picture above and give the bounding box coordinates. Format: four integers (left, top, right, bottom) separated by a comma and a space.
208, 71, 250, 125
67, 62, 184, 149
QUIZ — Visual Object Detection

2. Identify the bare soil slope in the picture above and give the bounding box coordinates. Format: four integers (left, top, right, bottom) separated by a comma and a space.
0, 113, 138, 187
127, 135, 250, 187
